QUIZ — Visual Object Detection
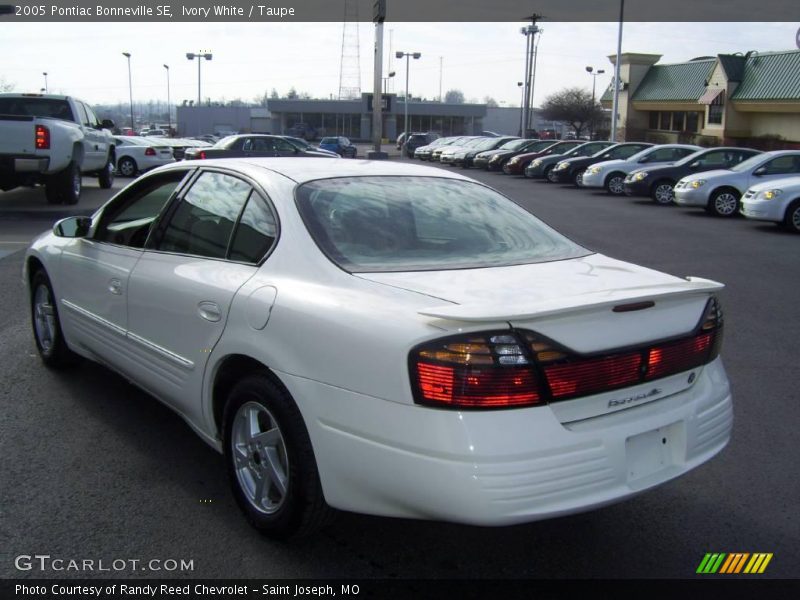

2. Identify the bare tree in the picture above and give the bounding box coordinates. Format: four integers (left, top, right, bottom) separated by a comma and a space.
540, 87, 604, 138
0, 77, 14, 92
444, 89, 465, 104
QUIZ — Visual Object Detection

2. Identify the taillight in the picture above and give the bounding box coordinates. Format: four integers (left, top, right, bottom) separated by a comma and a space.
410, 332, 543, 409
35, 125, 50, 150
409, 297, 724, 410
198, 151, 207, 159
144, 147, 156, 156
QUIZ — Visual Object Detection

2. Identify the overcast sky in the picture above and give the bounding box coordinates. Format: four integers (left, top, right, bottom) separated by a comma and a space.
1, 22, 798, 107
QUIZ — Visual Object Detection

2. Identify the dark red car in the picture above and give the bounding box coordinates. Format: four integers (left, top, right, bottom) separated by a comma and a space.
502, 140, 585, 175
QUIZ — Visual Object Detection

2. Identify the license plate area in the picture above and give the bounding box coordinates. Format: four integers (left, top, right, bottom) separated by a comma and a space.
626, 422, 685, 485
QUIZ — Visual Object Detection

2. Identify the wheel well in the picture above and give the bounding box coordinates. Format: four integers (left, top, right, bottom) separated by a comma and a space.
605, 171, 626, 184
211, 355, 287, 437
27, 256, 45, 286
650, 179, 675, 192
711, 186, 741, 199
71, 143, 84, 168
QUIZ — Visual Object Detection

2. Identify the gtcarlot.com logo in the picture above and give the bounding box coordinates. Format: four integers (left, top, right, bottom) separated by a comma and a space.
696, 552, 773, 574
14, 554, 194, 572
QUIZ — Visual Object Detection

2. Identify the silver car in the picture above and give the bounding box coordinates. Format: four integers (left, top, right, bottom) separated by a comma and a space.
674, 150, 800, 217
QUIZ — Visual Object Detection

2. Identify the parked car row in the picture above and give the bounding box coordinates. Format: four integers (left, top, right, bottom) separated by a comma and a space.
427, 135, 800, 232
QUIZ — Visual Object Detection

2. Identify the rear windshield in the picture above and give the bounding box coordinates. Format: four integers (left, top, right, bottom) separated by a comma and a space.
296, 176, 589, 273
0, 97, 74, 121
320, 137, 339, 144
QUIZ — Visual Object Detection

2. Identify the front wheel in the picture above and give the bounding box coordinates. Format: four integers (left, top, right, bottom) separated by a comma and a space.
651, 181, 675, 205
30, 270, 78, 368
223, 373, 334, 539
98, 155, 115, 189
707, 189, 740, 217
545, 166, 558, 183
605, 173, 626, 195
574, 171, 584, 187
783, 199, 800, 233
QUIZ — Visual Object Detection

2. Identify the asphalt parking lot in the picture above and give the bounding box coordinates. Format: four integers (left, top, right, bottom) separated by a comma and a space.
0, 163, 798, 581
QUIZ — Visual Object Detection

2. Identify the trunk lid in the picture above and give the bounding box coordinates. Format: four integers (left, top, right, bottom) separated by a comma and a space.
0, 116, 37, 154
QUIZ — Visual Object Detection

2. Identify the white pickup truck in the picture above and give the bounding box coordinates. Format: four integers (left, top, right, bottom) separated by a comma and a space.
0, 93, 116, 204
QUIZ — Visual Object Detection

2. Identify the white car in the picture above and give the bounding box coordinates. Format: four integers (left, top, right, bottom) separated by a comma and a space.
740, 175, 800, 232
581, 145, 700, 195
113, 136, 175, 177
674, 150, 800, 217
25, 158, 732, 538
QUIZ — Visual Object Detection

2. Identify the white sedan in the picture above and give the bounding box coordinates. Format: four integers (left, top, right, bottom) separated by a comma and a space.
24, 158, 732, 538
113, 136, 175, 177
581, 144, 700, 195
741, 175, 800, 232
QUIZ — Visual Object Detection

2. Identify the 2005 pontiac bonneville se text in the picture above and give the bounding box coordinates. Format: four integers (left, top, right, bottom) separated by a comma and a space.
24, 158, 732, 538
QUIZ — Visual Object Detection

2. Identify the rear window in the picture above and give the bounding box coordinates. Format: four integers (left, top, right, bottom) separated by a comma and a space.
320, 137, 339, 144
296, 176, 589, 273
0, 97, 74, 121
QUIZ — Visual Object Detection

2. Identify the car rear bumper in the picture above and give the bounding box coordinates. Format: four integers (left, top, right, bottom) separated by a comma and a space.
280, 358, 732, 526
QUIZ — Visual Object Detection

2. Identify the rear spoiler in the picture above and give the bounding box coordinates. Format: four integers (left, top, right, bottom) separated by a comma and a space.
418, 276, 724, 322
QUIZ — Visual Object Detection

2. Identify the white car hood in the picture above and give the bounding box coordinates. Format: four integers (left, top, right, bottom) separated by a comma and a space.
746, 175, 800, 193
680, 169, 732, 183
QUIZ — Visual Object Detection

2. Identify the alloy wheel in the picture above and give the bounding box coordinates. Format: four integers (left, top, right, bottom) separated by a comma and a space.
33, 284, 56, 355
714, 192, 738, 216
654, 184, 674, 204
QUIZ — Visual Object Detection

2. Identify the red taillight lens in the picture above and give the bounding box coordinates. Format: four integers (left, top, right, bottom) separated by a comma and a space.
411, 332, 542, 409
144, 147, 156, 156
198, 151, 207, 159
410, 297, 724, 409
35, 125, 50, 150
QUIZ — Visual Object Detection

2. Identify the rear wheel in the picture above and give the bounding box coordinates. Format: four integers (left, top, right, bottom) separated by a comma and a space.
223, 373, 334, 539
651, 181, 675, 205
30, 270, 77, 368
117, 157, 138, 178
707, 189, 740, 217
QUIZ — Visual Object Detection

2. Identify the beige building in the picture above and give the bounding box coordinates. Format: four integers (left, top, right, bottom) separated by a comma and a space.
601, 50, 800, 148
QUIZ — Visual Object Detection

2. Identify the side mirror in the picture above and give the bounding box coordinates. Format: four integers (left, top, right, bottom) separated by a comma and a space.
753, 166, 767, 176
638, 156, 649, 163
101, 119, 115, 130
689, 161, 701, 169
53, 216, 91, 238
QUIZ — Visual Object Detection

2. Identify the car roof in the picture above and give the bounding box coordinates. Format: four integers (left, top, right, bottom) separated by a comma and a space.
167, 157, 475, 184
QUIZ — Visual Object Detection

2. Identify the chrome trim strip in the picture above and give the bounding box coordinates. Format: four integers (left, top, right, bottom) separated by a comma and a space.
127, 331, 195, 371
61, 299, 126, 337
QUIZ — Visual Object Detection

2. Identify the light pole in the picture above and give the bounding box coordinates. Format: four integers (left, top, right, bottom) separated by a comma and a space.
517, 81, 524, 136
586, 66, 605, 140
396, 50, 421, 159
382, 71, 395, 94
163, 64, 171, 135
122, 52, 134, 132
42, 72, 48, 93
186, 51, 212, 106
520, 14, 542, 137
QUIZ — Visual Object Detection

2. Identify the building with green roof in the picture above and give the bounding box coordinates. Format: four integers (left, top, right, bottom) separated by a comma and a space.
601, 50, 800, 147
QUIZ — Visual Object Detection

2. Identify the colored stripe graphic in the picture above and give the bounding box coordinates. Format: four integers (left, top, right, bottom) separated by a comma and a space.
698, 552, 773, 574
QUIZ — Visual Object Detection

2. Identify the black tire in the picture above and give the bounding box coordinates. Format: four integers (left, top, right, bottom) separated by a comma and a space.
707, 188, 741, 217
650, 180, 675, 205
783, 199, 800, 233
30, 269, 78, 369
573, 170, 584, 187
44, 179, 63, 204
223, 372, 334, 539
98, 154, 115, 189
60, 161, 81, 205
604, 172, 626, 195
545, 166, 558, 183
117, 157, 138, 178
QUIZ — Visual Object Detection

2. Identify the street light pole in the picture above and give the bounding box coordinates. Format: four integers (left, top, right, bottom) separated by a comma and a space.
186, 51, 213, 106
611, 0, 625, 142
396, 50, 421, 159
163, 64, 171, 135
517, 81, 524, 136
122, 52, 134, 132
42, 72, 48, 93
586, 66, 605, 140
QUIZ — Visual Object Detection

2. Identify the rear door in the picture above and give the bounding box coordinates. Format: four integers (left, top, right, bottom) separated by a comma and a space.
126, 169, 277, 414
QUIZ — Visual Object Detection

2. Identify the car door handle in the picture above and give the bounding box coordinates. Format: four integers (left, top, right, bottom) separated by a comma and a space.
108, 278, 122, 295
198, 301, 222, 322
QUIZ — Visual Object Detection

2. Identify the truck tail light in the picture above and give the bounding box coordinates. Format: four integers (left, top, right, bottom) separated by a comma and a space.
35, 125, 50, 150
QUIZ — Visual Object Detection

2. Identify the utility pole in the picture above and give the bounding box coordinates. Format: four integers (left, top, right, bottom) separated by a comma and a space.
368, 0, 388, 159
611, 0, 625, 142
439, 56, 443, 102
520, 14, 542, 137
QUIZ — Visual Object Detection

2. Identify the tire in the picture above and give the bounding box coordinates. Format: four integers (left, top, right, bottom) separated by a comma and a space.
223, 372, 334, 539
44, 179, 62, 204
30, 269, 78, 369
783, 199, 800, 233
98, 155, 115, 189
545, 166, 558, 183
44, 161, 81, 205
573, 171, 584, 187
651, 180, 675, 205
117, 157, 138, 178
707, 188, 740, 217
604, 172, 626, 195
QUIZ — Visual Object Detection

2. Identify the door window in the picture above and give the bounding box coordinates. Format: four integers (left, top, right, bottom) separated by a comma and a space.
94, 170, 191, 248
761, 155, 800, 175
228, 194, 278, 263
156, 171, 253, 259
273, 138, 297, 153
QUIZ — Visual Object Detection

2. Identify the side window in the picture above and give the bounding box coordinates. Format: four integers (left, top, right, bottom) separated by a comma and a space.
228, 194, 278, 263
84, 104, 100, 128
762, 155, 800, 174
696, 151, 728, 168
646, 148, 675, 162
157, 171, 252, 259
273, 138, 296, 152
75, 102, 89, 127
675, 148, 696, 160
94, 171, 190, 248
